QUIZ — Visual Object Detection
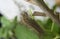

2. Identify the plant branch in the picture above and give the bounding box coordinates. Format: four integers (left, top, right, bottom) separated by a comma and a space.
13, 0, 45, 34
27, 0, 60, 26
13, 0, 60, 26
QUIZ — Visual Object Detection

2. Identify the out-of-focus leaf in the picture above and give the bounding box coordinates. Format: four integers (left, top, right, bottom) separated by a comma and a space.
43, 19, 52, 30
31, 19, 55, 39
15, 23, 39, 39
0, 14, 60, 39
52, 22, 60, 34
1, 17, 11, 28
1, 16, 17, 30
36, 19, 52, 31
0, 16, 17, 39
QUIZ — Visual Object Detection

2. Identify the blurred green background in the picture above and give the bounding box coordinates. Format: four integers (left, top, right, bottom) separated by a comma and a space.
0, 16, 60, 39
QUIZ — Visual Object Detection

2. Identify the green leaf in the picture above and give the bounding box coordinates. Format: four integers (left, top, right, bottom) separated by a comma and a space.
15, 23, 39, 39
1, 17, 11, 28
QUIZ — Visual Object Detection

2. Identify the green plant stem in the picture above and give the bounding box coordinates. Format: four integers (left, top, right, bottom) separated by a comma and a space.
51, 22, 54, 32
29, 9, 34, 19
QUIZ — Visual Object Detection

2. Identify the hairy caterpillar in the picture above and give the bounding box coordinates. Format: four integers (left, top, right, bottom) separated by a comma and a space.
21, 11, 44, 34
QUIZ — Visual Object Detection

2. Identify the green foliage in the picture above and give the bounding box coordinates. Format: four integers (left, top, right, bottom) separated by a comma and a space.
15, 23, 39, 39
0, 16, 60, 39
36, 18, 60, 39
0, 17, 39, 39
